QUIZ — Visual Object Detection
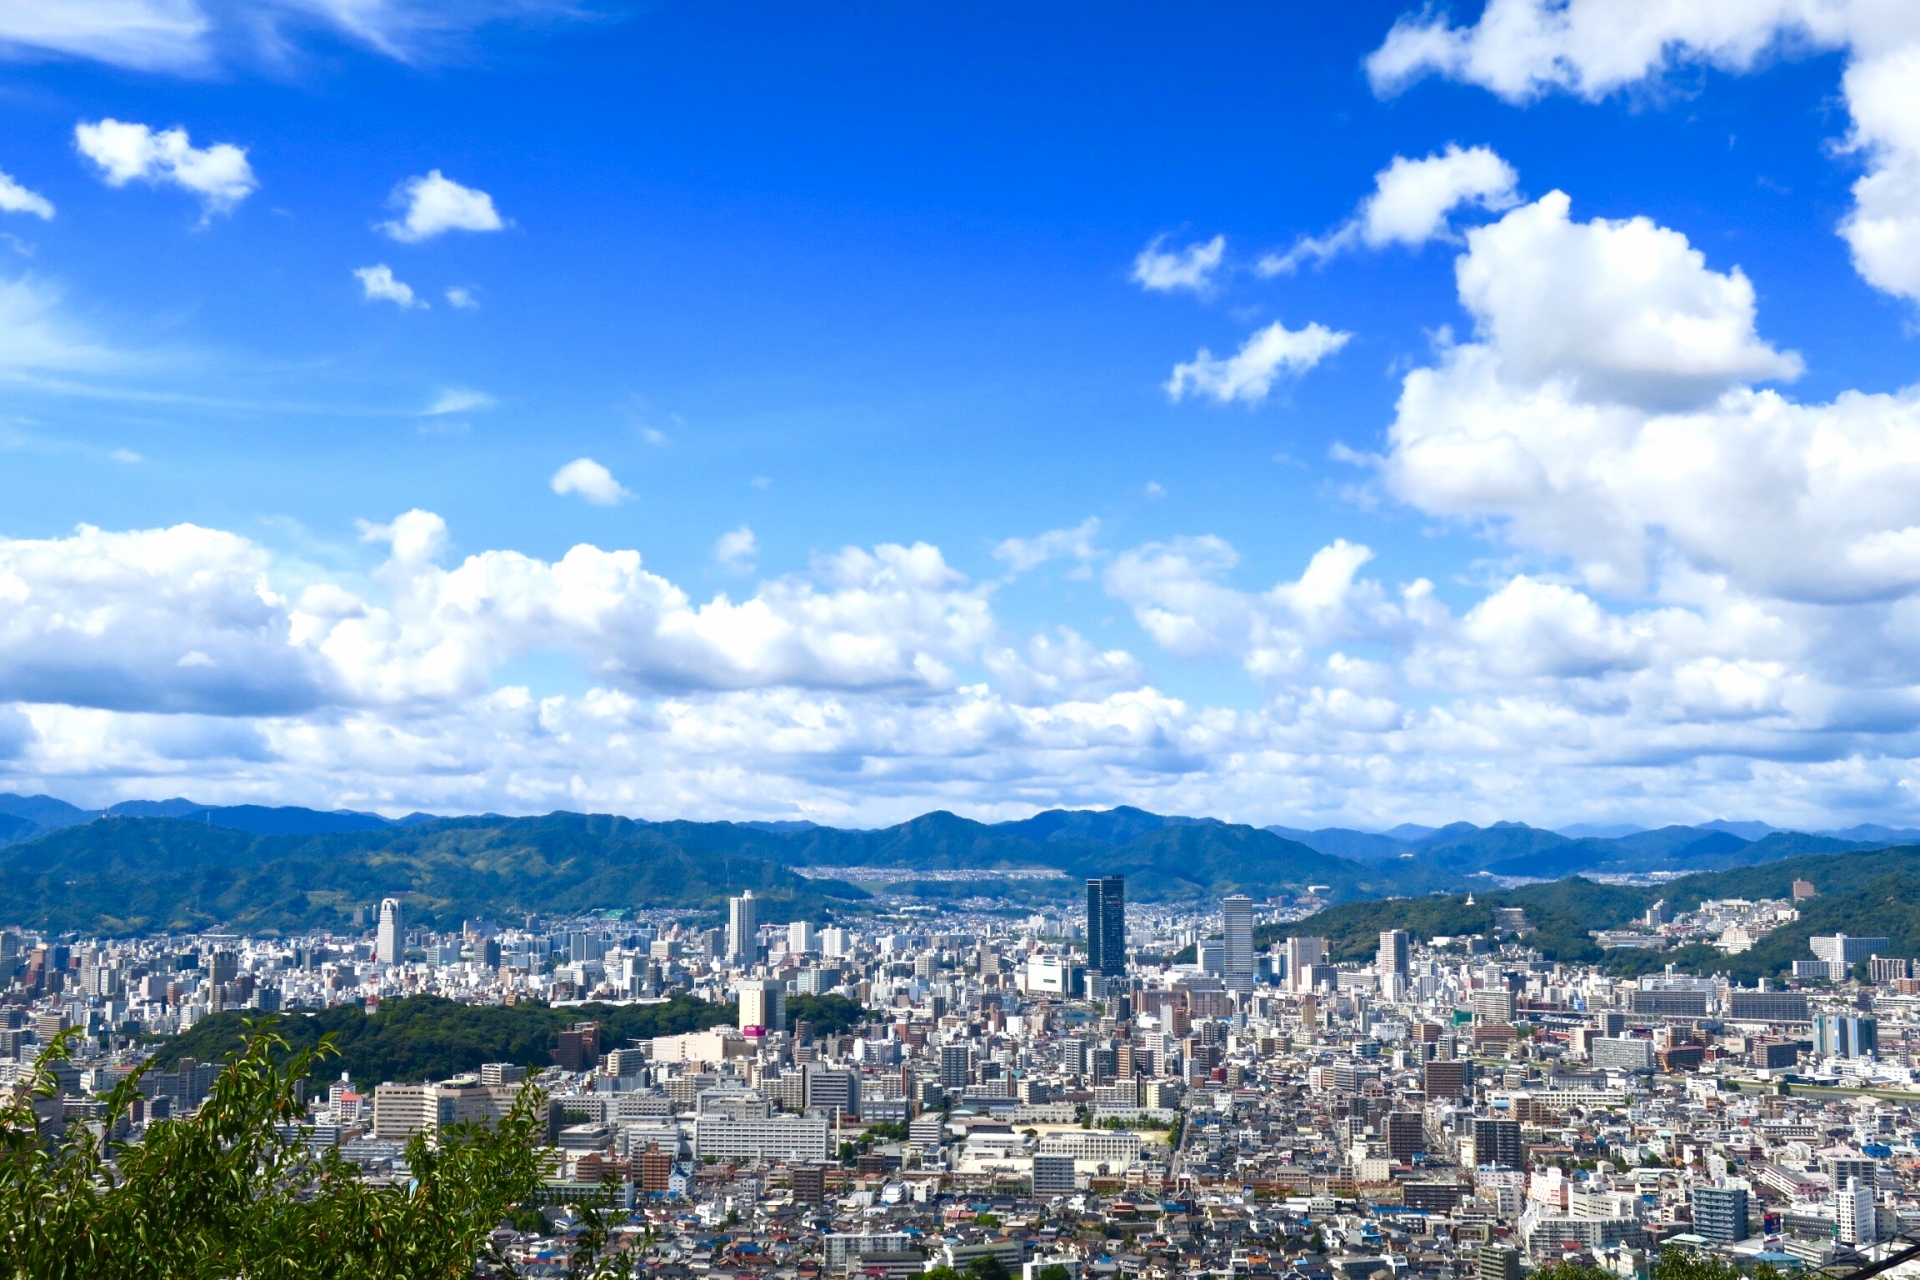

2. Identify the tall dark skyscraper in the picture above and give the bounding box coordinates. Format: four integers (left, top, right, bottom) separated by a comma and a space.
1086, 874, 1126, 975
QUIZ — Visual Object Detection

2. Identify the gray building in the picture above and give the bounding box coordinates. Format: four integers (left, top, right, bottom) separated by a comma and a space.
1086, 875, 1126, 976
1691, 1184, 1750, 1244
1032, 1153, 1076, 1195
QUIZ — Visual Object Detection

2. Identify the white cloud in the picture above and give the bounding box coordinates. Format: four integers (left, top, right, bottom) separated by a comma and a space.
9, 510, 1920, 827
1362, 144, 1521, 248
550, 457, 628, 506
110, 448, 142, 463
1454, 191, 1801, 409
424, 388, 493, 416
353, 264, 422, 309
984, 627, 1147, 705
1262, 144, 1519, 273
0, 0, 210, 72
1131, 234, 1226, 293
378, 170, 505, 243
0, 171, 54, 220
1364, 1, 1920, 305
444, 286, 479, 309
74, 119, 255, 215
993, 518, 1101, 575
0, 0, 582, 74
715, 525, 757, 571
1166, 320, 1351, 404
1374, 191, 1920, 603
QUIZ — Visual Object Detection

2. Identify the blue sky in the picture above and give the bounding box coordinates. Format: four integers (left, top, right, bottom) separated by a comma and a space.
4, 0, 1920, 829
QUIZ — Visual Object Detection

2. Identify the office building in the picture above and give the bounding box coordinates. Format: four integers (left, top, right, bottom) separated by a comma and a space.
1085, 875, 1126, 975
1691, 1185, 1749, 1244
694, 1114, 830, 1162
737, 978, 786, 1033
1727, 988, 1810, 1022
1425, 1059, 1471, 1100
1378, 929, 1410, 977
727, 891, 759, 965
1032, 1153, 1077, 1195
551, 1022, 602, 1072
1284, 936, 1329, 994
1471, 1117, 1522, 1169
1385, 1111, 1425, 1161
805, 1067, 860, 1118
1592, 1037, 1655, 1074
1869, 957, 1912, 983
1813, 1014, 1879, 1059
1810, 934, 1891, 967
1222, 895, 1255, 994
1024, 953, 1084, 997
375, 898, 403, 966
788, 920, 817, 953
939, 1043, 972, 1089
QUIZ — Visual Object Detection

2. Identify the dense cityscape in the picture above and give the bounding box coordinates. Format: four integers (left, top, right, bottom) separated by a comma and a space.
7, 867, 1919, 1278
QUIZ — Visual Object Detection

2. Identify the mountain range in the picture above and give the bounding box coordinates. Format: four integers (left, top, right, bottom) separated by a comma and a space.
4, 791, 1920, 940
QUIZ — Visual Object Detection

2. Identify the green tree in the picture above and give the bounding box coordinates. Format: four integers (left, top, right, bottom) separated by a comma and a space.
1531, 1264, 1611, 1280
0, 1020, 550, 1278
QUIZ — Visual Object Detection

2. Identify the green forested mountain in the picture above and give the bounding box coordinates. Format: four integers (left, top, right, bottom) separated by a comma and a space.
0, 807, 1476, 935
0, 813, 870, 936
1276, 844, 1920, 980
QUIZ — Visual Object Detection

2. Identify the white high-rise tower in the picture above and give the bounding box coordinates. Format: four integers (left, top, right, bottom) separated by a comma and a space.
375, 898, 403, 965
727, 890, 759, 965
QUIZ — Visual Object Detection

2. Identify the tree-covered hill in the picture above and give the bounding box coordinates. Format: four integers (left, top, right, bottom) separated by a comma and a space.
0, 806, 1481, 935
1271, 844, 1920, 980
0, 813, 870, 936
151, 993, 736, 1083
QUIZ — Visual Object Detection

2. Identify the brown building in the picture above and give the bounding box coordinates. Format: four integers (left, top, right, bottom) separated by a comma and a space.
551, 1021, 603, 1073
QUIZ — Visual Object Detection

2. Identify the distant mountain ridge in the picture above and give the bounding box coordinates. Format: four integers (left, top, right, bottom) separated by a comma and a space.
1262, 817, 1911, 877
0, 794, 442, 847
0, 804, 1480, 936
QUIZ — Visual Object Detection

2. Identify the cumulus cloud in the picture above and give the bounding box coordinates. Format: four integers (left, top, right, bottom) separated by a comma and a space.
1131, 234, 1226, 293
74, 119, 255, 215
983, 627, 1147, 705
6, 510, 1920, 828
444, 286, 478, 309
550, 457, 628, 506
715, 525, 757, 571
993, 518, 1101, 575
1455, 191, 1801, 409
0, 171, 54, 220
1166, 320, 1351, 404
1364, 0, 1920, 306
1262, 144, 1519, 273
378, 170, 505, 243
0, 522, 328, 714
1375, 190, 1920, 603
353, 264, 422, 309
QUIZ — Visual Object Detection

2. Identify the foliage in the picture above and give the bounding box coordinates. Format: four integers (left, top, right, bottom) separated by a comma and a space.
150, 993, 733, 1083
0, 813, 866, 935
1529, 1264, 1611, 1280
786, 994, 880, 1035
2, 807, 1487, 936
0, 1020, 546, 1278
